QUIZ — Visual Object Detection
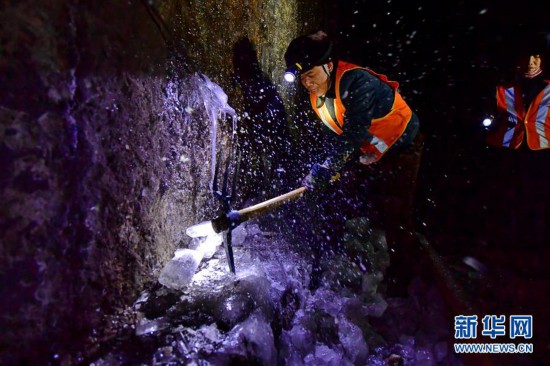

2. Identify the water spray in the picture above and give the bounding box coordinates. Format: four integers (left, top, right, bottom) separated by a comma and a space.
186, 186, 306, 273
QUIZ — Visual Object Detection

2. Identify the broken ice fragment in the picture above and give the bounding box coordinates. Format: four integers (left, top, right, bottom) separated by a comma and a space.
338, 316, 369, 364
226, 312, 277, 365
158, 249, 203, 290
364, 294, 388, 317
198, 323, 221, 343
231, 224, 247, 246
304, 344, 347, 365
196, 233, 223, 259
186, 221, 216, 238
135, 317, 169, 336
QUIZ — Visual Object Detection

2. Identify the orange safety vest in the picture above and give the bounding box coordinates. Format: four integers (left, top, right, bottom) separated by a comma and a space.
488, 82, 550, 149
310, 61, 413, 162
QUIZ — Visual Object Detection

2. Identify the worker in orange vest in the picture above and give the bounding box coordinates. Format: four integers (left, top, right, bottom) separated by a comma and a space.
284, 31, 424, 296
487, 48, 549, 149
485, 38, 550, 246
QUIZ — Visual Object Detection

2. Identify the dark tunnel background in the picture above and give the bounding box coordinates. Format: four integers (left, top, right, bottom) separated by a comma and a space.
325, 2, 550, 361
314, 0, 550, 252
1, 0, 549, 364
319, 2, 550, 364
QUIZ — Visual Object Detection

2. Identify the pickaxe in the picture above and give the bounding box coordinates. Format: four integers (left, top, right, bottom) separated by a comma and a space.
186, 186, 306, 273
211, 186, 306, 233
208, 142, 306, 273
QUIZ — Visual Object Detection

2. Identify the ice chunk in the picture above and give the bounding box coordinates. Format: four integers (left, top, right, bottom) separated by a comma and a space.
289, 324, 315, 354
304, 344, 350, 366
399, 335, 416, 354
226, 312, 277, 365
198, 323, 221, 343
196, 234, 223, 259
135, 317, 169, 336
231, 224, 247, 246
311, 288, 342, 317
158, 249, 203, 290
364, 293, 388, 317
186, 221, 216, 238
337, 316, 369, 364
133, 291, 149, 310
263, 261, 288, 292
246, 223, 262, 236
188, 237, 203, 250
361, 271, 384, 298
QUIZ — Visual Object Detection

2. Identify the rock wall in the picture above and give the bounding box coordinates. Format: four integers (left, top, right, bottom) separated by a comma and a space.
0, 0, 322, 363
157, 0, 327, 201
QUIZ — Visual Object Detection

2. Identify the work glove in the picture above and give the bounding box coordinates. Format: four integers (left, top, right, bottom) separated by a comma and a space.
302, 163, 334, 191
359, 152, 378, 166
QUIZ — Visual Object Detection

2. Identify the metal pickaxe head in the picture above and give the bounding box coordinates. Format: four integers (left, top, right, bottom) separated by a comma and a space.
211, 210, 241, 233
212, 145, 241, 273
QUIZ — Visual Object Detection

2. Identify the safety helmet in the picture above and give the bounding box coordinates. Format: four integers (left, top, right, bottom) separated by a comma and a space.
519, 33, 547, 57
505, 27, 548, 64
283, 31, 333, 82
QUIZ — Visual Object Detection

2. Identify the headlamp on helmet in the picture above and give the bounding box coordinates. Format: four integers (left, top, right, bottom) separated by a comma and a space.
284, 63, 303, 83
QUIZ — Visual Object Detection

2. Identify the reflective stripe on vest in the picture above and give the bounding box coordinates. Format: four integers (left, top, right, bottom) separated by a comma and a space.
316, 100, 343, 134
528, 84, 550, 149
492, 82, 550, 150
310, 61, 412, 161
495, 86, 524, 148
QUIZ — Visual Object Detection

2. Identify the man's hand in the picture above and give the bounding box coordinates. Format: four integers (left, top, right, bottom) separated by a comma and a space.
359, 153, 378, 165
302, 163, 334, 191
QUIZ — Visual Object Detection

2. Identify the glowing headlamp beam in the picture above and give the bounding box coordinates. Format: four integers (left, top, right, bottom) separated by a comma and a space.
482, 118, 493, 127
284, 72, 296, 83
283, 63, 302, 83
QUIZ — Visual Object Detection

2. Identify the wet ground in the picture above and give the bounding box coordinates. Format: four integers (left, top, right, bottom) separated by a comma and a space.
81, 221, 467, 365
75, 209, 549, 366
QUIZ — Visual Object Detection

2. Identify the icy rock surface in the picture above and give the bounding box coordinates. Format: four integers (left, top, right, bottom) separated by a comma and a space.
89, 220, 459, 365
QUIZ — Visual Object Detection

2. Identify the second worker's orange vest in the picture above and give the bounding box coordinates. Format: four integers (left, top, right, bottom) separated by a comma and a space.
487, 82, 550, 149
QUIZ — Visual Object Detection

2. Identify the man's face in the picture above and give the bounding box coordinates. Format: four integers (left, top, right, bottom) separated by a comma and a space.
521, 54, 542, 74
300, 62, 333, 97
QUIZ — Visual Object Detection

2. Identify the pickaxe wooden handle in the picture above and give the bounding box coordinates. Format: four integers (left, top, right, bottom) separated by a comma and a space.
212, 187, 306, 233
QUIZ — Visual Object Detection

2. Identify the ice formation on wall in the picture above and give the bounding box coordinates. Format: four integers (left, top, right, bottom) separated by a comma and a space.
163, 73, 237, 192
